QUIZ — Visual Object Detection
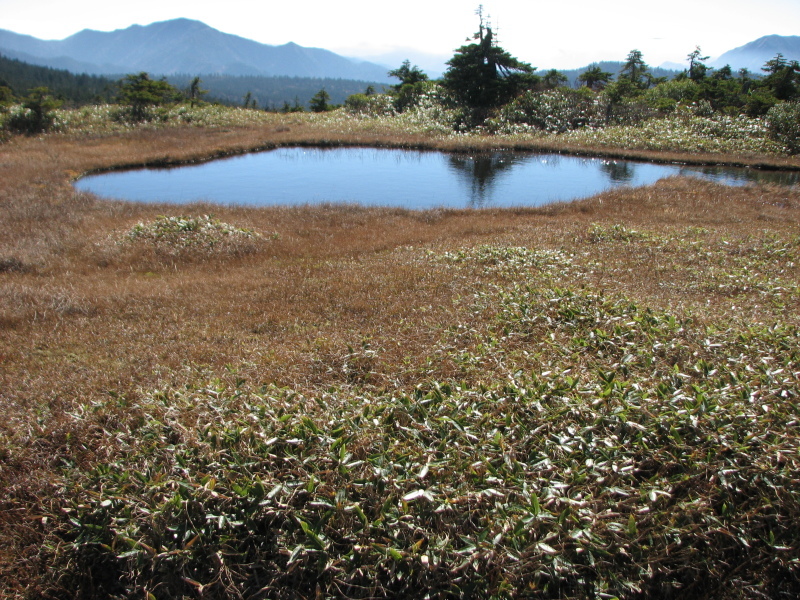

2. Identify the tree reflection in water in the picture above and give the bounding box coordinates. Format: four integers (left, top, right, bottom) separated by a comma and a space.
447, 153, 642, 207
599, 160, 635, 183
446, 153, 525, 208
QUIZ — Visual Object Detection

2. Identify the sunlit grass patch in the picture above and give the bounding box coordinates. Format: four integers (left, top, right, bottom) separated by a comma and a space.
586, 223, 651, 243
123, 214, 268, 256
29, 102, 800, 157
52, 104, 288, 135
437, 245, 581, 282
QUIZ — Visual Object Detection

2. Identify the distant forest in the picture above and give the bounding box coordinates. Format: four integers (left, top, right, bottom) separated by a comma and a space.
0, 54, 116, 104
0, 53, 386, 109
165, 74, 386, 109
0, 51, 768, 115
559, 62, 680, 88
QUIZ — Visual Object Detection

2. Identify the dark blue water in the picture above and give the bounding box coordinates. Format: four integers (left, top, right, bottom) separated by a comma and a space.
74, 147, 800, 210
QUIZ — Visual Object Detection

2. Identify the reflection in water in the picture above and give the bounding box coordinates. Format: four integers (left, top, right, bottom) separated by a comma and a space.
74, 147, 800, 209
446, 153, 641, 207
599, 160, 635, 183
677, 165, 800, 187
446, 153, 523, 208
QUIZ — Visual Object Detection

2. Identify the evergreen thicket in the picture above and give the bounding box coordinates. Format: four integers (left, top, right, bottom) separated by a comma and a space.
0, 54, 385, 110
0, 53, 115, 105
165, 74, 385, 110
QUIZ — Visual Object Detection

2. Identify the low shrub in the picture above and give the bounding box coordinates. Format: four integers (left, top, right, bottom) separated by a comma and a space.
767, 101, 800, 154
344, 93, 395, 117
2, 87, 62, 135
488, 89, 605, 134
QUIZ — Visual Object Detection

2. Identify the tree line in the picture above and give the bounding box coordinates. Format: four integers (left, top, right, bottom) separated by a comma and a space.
0, 53, 116, 105
344, 8, 799, 150
3, 9, 800, 148
0, 54, 385, 117
376, 20, 800, 121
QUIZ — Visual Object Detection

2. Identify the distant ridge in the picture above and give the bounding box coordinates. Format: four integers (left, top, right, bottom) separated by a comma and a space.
0, 18, 393, 82
711, 35, 800, 72
3, 23, 798, 87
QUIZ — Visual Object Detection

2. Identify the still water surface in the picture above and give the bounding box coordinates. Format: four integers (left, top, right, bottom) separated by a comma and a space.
75, 147, 800, 210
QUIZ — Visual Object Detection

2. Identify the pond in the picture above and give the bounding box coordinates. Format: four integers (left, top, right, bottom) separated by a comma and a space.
74, 147, 800, 210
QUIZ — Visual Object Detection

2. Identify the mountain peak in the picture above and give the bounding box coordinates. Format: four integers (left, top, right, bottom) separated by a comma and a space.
147, 18, 214, 32
65, 18, 212, 41
0, 19, 393, 81
712, 34, 800, 71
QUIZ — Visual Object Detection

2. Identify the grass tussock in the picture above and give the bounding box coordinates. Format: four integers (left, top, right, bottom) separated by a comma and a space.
1, 116, 800, 599
96, 214, 272, 270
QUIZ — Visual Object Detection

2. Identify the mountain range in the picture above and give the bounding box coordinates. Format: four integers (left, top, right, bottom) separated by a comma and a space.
661, 35, 800, 73
2, 19, 799, 88
0, 18, 393, 82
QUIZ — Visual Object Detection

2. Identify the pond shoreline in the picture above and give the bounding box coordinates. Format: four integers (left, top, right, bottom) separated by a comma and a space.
75, 145, 799, 209
68, 129, 800, 181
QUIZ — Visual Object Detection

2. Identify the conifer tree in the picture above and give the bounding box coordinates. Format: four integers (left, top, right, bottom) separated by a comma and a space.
442, 6, 537, 116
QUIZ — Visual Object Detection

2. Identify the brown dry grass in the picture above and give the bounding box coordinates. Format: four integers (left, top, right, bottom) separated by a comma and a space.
1, 121, 800, 597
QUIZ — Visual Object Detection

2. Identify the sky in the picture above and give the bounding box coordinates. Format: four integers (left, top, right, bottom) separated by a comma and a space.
2, 0, 799, 72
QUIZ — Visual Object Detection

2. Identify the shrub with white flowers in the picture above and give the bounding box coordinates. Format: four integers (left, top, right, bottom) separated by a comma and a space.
767, 101, 800, 154
487, 89, 605, 134
561, 111, 781, 154
344, 93, 396, 117
393, 86, 460, 134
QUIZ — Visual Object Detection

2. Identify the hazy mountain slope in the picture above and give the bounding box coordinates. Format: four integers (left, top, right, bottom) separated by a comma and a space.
712, 35, 800, 72
0, 19, 392, 81
0, 46, 120, 75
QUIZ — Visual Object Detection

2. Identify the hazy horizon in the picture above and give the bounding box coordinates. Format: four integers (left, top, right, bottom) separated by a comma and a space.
1, 0, 798, 71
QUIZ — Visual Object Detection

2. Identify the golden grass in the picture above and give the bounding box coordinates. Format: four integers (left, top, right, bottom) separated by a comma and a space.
1, 120, 800, 597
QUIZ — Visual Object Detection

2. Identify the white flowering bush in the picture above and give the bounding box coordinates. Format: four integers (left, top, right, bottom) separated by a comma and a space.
2, 104, 61, 134
767, 101, 800, 154
392, 88, 460, 134
2, 90, 65, 135
53, 104, 286, 135
562, 111, 782, 154
344, 93, 396, 117
487, 89, 605, 134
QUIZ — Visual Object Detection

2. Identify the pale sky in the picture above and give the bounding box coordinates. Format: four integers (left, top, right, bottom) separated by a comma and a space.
2, 0, 799, 71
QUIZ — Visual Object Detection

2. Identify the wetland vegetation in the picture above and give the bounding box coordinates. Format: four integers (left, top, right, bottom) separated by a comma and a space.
2, 20, 800, 599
